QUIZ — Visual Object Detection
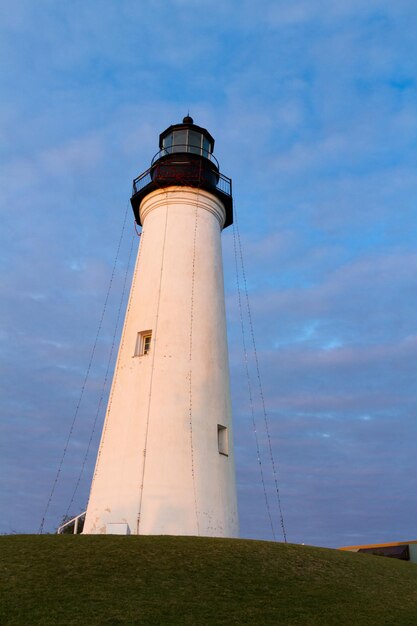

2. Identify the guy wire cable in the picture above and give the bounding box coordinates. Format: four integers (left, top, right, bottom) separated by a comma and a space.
39, 200, 131, 534
232, 216, 276, 540
63, 228, 137, 520
234, 208, 287, 542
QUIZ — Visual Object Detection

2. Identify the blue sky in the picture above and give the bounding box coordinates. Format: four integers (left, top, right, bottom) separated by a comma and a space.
1, 0, 417, 547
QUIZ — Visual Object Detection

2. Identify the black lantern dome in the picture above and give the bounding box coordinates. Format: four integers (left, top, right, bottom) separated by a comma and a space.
130, 117, 233, 228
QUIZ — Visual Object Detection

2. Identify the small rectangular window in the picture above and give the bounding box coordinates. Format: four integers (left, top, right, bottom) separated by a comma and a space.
143, 333, 151, 355
134, 330, 152, 357
217, 424, 228, 456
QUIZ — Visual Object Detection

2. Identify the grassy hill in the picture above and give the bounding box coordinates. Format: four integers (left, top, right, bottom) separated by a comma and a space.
1, 535, 417, 625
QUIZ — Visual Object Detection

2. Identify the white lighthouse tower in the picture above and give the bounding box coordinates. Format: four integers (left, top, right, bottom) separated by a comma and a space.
83, 116, 239, 537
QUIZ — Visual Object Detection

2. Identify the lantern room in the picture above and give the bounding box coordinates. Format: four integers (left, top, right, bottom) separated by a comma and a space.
159, 116, 215, 159
130, 116, 233, 228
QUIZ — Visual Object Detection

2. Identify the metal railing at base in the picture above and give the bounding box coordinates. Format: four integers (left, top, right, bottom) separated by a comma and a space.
57, 511, 86, 535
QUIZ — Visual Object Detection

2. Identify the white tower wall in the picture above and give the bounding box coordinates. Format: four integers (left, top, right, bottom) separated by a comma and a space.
83, 187, 239, 536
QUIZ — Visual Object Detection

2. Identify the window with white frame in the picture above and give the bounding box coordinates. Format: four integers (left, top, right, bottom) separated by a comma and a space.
134, 330, 152, 357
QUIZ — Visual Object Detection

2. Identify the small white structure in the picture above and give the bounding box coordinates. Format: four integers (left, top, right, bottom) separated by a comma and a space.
83, 117, 239, 537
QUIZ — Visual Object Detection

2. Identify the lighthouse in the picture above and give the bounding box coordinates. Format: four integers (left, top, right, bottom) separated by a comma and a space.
83, 116, 239, 537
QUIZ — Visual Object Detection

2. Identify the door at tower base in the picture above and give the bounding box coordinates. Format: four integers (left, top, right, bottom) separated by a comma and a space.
106, 523, 130, 535
83, 187, 239, 538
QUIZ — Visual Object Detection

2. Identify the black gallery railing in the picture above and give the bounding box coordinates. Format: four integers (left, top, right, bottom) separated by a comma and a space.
132, 158, 232, 199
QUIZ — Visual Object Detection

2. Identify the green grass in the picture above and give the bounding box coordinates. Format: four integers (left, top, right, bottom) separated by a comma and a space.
1, 535, 417, 625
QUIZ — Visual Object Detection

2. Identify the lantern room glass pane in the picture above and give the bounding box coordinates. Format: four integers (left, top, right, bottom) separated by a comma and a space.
188, 130, 202, 154
202, 136, 210, 157
172, 130, 187, 152
162, 133, 172, 156
162, 134, 172, 149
